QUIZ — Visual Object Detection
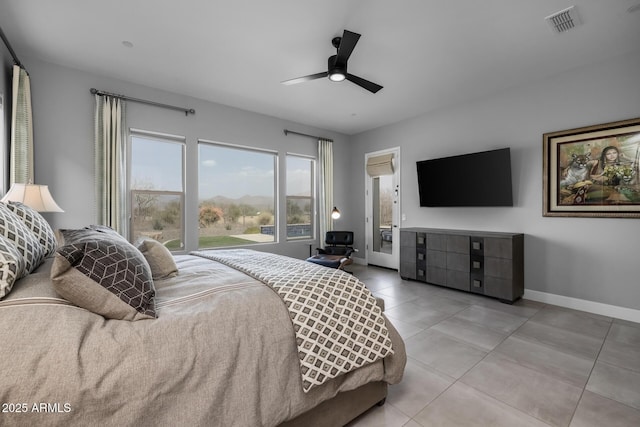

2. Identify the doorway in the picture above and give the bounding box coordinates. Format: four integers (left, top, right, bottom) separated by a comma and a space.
365, 148, 400, 269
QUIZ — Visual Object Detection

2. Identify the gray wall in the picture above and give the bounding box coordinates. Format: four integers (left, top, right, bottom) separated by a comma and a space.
349, 50, 640, 311
24, 55, 350, 259
10, 47, 640, 311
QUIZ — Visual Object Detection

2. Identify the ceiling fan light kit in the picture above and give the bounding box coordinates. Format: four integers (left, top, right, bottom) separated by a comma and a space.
328, 72, 346, 82
282, 29, 383, 93
328, 56, 346, 81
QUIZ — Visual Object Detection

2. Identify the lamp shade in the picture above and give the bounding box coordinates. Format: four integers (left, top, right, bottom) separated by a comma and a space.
1, 183, 64, 212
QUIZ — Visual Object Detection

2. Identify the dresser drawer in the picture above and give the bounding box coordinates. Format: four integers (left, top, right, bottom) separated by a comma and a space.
427, 250, 446, 268
484, 257, 513, 279
400, 231, 417, 248
426, 233, 446, 251
484, 238, 513, 259
484, 276, 515, 301
446, 252, 470, 272
447, 235, 469, 254
427, 267, 446, 285
446, 270, 470, 291
402, 244, 416, 260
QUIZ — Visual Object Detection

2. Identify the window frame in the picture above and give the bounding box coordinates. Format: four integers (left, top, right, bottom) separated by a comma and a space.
0, 93, 5, 194
197, 139, 279, 249
128, 129, 186, 249
285, 152, 316, 241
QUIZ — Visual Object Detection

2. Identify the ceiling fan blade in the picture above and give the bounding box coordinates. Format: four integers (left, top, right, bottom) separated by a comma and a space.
281, 72, 328, 85
346, 73, 383, 94
335, 30, 360, 65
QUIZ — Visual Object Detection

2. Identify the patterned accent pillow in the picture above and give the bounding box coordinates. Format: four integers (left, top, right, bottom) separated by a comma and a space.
135, 238, 178, 279
0, 235, 26, 298
4, 201, 57, 257
51, 229, 156, 321
0, 203, 45, 274
87, 224, 128, 239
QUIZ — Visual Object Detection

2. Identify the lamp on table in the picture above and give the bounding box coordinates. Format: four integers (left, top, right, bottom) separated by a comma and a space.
1, 183, 64, 212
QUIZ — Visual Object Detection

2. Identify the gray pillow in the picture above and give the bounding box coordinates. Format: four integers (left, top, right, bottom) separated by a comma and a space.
56, 224, 128, 246
135, 238, 178, 280
0, 235, 26, 298
0, 202, 45, 274
51, 228, 156, 321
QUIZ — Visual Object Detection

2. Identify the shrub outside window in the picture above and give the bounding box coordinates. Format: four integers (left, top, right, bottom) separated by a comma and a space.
198, 141, 277, 248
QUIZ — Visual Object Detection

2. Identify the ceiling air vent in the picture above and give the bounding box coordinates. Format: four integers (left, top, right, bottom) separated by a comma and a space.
545, 6, 582, 34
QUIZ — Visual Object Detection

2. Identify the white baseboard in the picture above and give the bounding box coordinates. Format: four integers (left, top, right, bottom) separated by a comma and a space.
352, 260, 639, 323
524, 289, 640, 324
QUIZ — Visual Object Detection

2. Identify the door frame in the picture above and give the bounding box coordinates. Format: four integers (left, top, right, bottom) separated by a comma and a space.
364, 147, 401, 269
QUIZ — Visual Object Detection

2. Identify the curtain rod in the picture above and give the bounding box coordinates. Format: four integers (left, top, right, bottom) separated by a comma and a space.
283, 129, 332, 141
90, 88, 196, 116
0, 25, 26, 72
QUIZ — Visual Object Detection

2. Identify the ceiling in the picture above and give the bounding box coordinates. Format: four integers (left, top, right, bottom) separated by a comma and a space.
1, 0, 639, 135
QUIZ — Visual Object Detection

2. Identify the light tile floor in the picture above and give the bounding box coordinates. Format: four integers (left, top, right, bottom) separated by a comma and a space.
345, 264, 640, 427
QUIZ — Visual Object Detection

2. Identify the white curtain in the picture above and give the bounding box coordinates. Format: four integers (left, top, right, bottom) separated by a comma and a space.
10, 65, 34, 185
94, 95, 128, 237
318, 138, 334, 241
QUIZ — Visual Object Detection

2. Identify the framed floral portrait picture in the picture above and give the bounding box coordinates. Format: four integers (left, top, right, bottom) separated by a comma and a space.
543, 117, 640, 218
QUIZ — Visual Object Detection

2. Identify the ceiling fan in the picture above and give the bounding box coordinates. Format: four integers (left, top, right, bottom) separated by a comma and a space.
281, 30, 383, 94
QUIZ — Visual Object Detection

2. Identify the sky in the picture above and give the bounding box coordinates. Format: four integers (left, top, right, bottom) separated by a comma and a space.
131, 136, 312, 200
199, 143, 275, 200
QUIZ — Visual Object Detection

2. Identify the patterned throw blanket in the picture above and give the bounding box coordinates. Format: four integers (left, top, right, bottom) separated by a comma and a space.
191, 249, 394, 392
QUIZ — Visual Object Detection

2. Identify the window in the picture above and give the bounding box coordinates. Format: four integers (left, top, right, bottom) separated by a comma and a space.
0, 93, 4, 193
198, 141, 276, 248
286, 154, 314, 240
129, 131, 185, 250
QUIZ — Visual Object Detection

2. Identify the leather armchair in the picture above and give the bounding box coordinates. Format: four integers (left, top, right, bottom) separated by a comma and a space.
306, 231, 357, 271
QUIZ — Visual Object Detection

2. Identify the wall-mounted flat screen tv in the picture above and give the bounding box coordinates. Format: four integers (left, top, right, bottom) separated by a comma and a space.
417, 148, 513, 207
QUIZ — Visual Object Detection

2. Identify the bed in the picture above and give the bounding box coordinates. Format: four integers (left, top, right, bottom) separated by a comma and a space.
0, 209, 406, 427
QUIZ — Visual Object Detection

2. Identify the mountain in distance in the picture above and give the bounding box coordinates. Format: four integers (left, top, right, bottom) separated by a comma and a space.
202, 195, 274, 209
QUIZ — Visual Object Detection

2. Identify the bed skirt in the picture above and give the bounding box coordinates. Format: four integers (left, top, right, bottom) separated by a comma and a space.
278, 381, 387, 427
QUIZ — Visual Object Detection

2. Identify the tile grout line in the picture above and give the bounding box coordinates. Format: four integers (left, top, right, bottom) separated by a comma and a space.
357, 267, 640, 426
565, 318, 614, 426
447, 305, 559, 427
402, 299, 553, 426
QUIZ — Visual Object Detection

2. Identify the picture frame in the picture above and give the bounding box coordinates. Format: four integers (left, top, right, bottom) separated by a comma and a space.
543, 117, 640, 218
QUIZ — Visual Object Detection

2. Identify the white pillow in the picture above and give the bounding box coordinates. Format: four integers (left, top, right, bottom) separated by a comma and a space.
4, 201, 57, 257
